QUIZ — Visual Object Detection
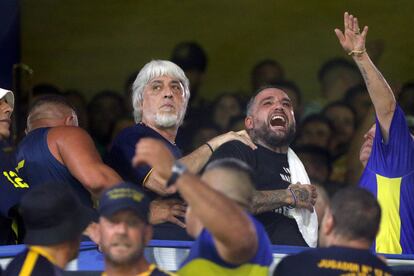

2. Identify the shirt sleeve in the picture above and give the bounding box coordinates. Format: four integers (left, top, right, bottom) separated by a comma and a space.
369, 105, 414, 177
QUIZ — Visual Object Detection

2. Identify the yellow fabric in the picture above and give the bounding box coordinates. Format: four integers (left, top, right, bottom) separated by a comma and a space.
376, 174, 402, 254
29, 246, 58, 266
142, 169, 153, 186
178, 259, 268, 276
19, 249, 38, 276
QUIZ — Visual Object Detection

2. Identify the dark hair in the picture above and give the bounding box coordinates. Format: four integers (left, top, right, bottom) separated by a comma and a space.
317, 58, 359, 83
300, 113, 334, 133
32, 83, 62, 97
205, 158, 254, 184
246, 85, 288, 116
29, 95, 76, 114
171, 41, 208, 72
343, 84, 368, 104
87, 90, 125, 113
330, 187, 381, 243
322, 101, 357, 129
294, 145, 333, 176
251, 59, 284, 79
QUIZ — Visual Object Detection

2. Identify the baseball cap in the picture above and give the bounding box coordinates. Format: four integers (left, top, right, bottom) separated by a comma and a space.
0, 88, 14, 109
98, 182, 150, 223
20, 183, 95, 245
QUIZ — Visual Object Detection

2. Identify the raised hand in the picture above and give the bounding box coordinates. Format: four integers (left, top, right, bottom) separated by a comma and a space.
208, 130, 257, 151
334, 12, 368, 55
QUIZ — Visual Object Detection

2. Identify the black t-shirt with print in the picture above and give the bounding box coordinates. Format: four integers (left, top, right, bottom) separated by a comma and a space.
274, 246, 393, 276
209, 140, 307, 246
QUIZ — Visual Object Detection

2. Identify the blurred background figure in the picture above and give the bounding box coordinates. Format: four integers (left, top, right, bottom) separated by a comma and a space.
343, 84, 372, 127
251, 59, 285, 91
87, 90, 126, 156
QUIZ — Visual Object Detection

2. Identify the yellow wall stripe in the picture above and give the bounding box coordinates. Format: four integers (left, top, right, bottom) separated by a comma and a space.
19, 250, 39, 276
376, 174, 402, 254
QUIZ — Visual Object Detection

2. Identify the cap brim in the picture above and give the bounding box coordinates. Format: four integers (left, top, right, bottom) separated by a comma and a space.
24, 204, 96, 245
100, 202, 148, 223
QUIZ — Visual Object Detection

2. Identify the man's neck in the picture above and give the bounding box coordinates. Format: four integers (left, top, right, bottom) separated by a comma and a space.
327, 235, 371, 250
255, 139, 288, 154
30, 244, 72, 269
105, 258, 150, 276
141, 121, 177, 144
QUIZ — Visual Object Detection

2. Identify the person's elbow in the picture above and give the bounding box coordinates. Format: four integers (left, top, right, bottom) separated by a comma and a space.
81, 166, 122, 197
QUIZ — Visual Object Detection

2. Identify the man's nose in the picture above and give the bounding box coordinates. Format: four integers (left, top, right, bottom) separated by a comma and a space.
114, 222, 128, 233
162, 87, 173, 98
0, 102, 13, 116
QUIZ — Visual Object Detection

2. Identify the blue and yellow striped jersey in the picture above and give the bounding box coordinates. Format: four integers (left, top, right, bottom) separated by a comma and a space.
178, 214, 273, 276
359, 106, 414, 254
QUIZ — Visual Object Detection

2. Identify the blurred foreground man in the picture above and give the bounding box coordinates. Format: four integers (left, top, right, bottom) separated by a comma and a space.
4, 184, 94, 275
274, 187, 392, 276
134, 139, 272, 275
96, 182, 175, 276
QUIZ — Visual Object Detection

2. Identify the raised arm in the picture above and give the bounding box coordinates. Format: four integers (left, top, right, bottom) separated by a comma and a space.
50, 126, 122, 198
335, 12, 396, 141
143, 130, 256, 195
134, 138, 257, 265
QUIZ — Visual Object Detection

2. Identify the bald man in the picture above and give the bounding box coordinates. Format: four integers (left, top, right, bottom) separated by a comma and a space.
16, 95, 122, 207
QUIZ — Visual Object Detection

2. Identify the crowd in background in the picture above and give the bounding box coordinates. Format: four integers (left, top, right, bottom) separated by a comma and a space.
13, 40, 414, 200
0, 11, 413, 276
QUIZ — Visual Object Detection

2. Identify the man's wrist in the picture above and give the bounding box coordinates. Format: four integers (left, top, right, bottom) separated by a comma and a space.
166, 161, 187, 187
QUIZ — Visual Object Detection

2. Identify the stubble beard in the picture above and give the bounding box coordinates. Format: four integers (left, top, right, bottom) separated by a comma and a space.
103, 242, 144, 267
250, 120, 296, 149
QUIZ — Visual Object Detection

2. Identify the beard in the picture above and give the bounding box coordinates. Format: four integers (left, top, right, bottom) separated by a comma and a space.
250, 120, 296, 148
102, 236, 145, 267
154, 109, 185, 129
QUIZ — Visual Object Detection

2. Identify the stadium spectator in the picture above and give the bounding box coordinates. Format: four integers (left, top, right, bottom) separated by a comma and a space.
273, 187, 392, 276
95, 182, 175, 276
208, 86, 318, 247
134, 139, 272, 275
4, 183, 94, 275
335, 12, 414, 254
107, 60, 255, 240
16, 95, 122, 208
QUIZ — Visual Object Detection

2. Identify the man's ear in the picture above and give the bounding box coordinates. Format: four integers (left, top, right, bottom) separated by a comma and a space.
321, 208, 334, 236
65, 113, 79, 127
245, 116, 254, 130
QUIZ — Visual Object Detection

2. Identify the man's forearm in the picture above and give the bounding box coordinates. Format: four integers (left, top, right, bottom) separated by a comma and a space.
251, 189, 291, 214
352, 53, 396, 121
179, 143, 212, 173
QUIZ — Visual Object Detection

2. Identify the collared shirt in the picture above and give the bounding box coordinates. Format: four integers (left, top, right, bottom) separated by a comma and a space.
4, 246, 64, 276
102, 263, 176, 276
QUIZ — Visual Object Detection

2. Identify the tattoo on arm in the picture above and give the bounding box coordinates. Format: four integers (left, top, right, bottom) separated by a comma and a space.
250, 190, 289, 214
292, 187, 309, 203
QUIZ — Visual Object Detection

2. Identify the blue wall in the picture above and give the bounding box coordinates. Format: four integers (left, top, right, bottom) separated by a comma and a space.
0, 0, 20, 90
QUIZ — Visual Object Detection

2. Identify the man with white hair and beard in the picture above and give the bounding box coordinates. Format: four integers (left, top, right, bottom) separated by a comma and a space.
107, 60, 255, 240
208, 86, 318, 246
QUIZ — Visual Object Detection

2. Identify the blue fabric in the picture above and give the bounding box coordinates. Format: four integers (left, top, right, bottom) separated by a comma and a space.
106, 123, 191, 241
359, 106, 414, 254
274, 246, 392, 276
4, 248, 64, 276
179, 214, 272, 274
0, 143, 25, 218
16, 128, 92, 207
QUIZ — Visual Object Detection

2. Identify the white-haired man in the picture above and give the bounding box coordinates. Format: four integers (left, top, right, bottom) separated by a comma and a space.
107, 60, 255, 240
